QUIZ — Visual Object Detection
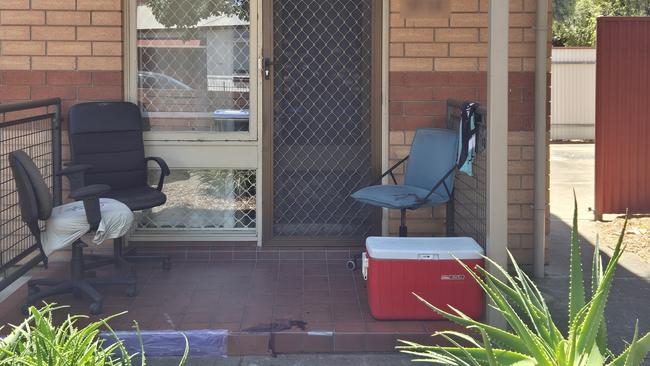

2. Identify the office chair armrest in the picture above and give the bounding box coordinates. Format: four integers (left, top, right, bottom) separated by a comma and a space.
70, 184, 111, 231
145, 156, 170, 191
58, 163, 92, 190
371, 155, 409, 185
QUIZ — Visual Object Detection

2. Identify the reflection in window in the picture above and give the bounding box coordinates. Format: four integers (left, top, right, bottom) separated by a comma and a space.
136, 0, 250, 132
138, 169, 256, 230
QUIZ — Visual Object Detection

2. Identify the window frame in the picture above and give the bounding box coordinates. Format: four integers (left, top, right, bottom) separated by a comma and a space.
123, 0, 261, 143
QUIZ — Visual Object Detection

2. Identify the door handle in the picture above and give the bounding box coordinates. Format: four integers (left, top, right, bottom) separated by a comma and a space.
263, 57, 273, 80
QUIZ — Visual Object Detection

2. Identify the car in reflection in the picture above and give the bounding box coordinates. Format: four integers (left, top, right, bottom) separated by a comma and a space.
138, 71, 192, 90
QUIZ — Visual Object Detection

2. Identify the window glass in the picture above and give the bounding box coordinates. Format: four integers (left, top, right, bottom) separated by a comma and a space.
139, 169, 256, 230
136, 0, 251, 132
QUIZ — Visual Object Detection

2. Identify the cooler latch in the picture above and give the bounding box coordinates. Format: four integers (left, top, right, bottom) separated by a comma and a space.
362, 252, 369, 280
418, 253, 439, 260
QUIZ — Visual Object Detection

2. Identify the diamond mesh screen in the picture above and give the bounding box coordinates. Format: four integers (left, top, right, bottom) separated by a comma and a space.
271, 0, 375, 237
138, 169, 256, 230
137, 0, 251, 132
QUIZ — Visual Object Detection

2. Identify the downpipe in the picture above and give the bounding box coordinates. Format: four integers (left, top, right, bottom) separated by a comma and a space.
533, 0, 549, 278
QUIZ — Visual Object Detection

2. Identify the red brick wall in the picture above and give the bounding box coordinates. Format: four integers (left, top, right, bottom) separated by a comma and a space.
0, 0, 123, 118
388, 0, 551, 264
0, 70, 123, 117
0, 0, 550, 263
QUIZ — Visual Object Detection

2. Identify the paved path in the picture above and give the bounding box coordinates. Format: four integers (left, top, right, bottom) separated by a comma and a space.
539, 143, 650, 359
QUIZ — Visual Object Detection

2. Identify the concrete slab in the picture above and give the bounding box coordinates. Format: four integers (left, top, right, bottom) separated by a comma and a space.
542, 143, 650, 360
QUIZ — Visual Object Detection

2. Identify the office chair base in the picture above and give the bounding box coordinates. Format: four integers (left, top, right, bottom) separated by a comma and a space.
23, 276, 135, 315
22, 241, 137, 316
84, 240, 171, 272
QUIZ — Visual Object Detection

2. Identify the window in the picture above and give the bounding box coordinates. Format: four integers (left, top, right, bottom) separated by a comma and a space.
136, 0, 252, 134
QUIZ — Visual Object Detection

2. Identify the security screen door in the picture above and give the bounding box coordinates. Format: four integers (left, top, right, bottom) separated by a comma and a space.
262, 0, 382, 246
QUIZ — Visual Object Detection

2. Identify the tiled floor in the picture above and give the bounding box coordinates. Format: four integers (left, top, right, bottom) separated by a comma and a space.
0, 251, 468, 355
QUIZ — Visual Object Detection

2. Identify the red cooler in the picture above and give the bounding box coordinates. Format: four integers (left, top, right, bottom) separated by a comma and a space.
362, 236, 484, 320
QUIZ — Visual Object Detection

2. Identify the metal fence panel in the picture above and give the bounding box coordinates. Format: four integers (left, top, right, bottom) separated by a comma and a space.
0, 99, 62, 292
551, 48, 596, 141
595, 17, 650, 216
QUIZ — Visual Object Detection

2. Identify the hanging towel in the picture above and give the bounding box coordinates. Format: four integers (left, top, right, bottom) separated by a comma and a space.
457, 102, 480, 176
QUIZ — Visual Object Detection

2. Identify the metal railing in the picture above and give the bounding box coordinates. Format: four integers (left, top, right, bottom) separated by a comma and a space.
447, 99, 487, 247
0, 98, 62, 292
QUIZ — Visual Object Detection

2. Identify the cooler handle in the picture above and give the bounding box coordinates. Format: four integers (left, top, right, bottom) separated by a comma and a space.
362, 252, 369, 280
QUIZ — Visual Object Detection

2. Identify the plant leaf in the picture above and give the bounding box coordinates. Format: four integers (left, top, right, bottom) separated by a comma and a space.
569, 193, 586, 328
413, 293, 529, 354
399, 344, 538, 366
575, 215, 628, 357
607, 331, 650, 366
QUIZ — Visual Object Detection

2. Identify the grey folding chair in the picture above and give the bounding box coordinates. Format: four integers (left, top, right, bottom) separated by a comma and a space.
352, 127, 459, 237
348, 101, 481, 270
9, 150, 136, 315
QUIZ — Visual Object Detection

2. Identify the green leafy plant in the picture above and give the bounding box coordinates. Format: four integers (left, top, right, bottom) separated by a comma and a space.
146, 0, 249, 28
553, 0, 650, 46
0, 304, 188, 365
398, 200, 650, 365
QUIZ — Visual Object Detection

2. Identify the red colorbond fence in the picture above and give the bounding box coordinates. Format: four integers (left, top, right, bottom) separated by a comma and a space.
595, 17, 650, 217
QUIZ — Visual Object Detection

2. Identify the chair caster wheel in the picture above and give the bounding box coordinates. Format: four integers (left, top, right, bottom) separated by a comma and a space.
347, 260, 357, 271
126, 284, 137, 297
28, 285, 40, 296
162, 259, 171, 271
21, 304, 31, 316
89, 302, 102, 315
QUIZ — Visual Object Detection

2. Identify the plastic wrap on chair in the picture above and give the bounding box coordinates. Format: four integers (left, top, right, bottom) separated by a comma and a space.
40, 198, 133, 256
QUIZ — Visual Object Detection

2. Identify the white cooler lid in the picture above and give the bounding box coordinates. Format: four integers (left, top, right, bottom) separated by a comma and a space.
365, 236, 484, 260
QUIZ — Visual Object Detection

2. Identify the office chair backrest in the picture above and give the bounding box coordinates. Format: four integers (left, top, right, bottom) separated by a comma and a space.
68, 102, 146, 190
404, 128, 458, 196
9, 151, 53, 224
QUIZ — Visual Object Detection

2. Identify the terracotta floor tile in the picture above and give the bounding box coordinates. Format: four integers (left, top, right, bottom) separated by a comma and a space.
272, 304, 302, 320
365, 320, 398, 332
273, 332, 303, 353
302, 304, 332, 323
229, 333, 271, 356
333, 321, 367, 332
303, 262, 328, 275
334, 333, 365, 352
0, 258, 471, 355
303, 333, 334, 352
305, 321, 335, 332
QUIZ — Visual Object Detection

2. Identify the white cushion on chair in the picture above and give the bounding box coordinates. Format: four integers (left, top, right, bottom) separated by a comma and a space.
40, 198, 134, 256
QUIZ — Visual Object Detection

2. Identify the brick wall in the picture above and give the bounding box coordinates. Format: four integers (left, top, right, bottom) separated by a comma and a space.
388, 0, 551, 265
0, 0, 549, 263
0, 0, 123, 117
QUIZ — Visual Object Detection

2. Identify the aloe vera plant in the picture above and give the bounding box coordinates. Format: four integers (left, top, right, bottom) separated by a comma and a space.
398, 200, 650, 365
0, 304, 188, 365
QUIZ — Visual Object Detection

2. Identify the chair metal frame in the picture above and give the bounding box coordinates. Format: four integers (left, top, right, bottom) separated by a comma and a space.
9, 151, 136, 315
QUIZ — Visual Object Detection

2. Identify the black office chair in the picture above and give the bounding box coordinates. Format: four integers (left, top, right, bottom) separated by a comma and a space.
9, 151, 136, 315
62, 102, 171, 271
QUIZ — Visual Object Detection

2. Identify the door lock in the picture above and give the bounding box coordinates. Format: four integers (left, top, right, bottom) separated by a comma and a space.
263, 57, 273, 80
